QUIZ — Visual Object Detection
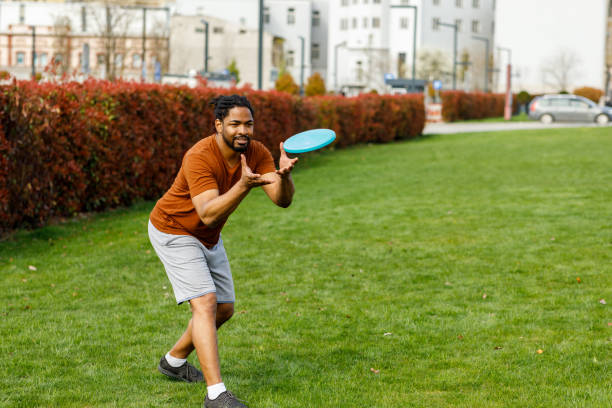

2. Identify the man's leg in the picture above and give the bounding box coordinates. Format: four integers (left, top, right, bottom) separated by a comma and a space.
168, 302, 234, 359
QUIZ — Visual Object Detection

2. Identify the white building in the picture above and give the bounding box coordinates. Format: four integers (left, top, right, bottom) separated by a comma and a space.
175, 0, 318, 89
494, 0, 608, 94
328, 0, 496, 94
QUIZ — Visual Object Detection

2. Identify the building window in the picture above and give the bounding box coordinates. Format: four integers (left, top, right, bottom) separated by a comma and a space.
372, 17, 380, 28
264, 7, 270, 24
97, 54, 105, 67
400, 17, 408, 29
132, 54, 142, 68
37, 52, 48, 67
287, 8, 295, 25
312, 43, 320, 59
114, 53, 123, 68
432, 17, 440, 31
473, 0, 480, 8
19, 4, 25, 24
491, 21, 495, 34
340, 18, 348, 30
363, 17, 368, 28
471, 20, 480, 33
16, 51, 25, 65
81, 6, 87, 32
356, 60, 363, 81
492, 0, 496, 10
352, 17, 357, 29
312, 10, 320, 27
433, 0, 440, 5
455, 19, 462, 32
456, 0, 463, 7
287, 50, 294, 67
213, 26, 224, 34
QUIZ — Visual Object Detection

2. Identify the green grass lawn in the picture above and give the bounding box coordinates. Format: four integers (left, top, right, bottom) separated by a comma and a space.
1, 127, 611, 407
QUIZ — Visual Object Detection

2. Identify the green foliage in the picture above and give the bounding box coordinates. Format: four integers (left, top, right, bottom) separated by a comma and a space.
226, 59, 240, 84
517, 90, 531, 105
275, 71, 300, 95
1, 128, 611, 407
304, 72, 326, 96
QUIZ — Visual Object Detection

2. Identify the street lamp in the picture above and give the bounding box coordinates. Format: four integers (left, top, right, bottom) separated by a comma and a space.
472, 35, 490, 92
390, 4, 418, 83
298, 35, 305, 95
201, 19, 209, 74
30, 25, 36, 80
439, 21, 458, 90
334, 41, 347, 93
258, 0, 264, 90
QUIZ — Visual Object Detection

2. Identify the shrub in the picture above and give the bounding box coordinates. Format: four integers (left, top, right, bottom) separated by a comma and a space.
441, 91, 519, 122
0, 81, 425, 232
305, 72, 326, 96
275, 72, 300, 95
573, 87, 603, 103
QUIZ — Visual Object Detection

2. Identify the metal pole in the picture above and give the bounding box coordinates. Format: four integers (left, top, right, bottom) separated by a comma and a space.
334, 41, 346, 92
472, 35, 490, 92
31, 26, 36, 80
258, 0, 263, 90
201, 20, 209, 73
141, 8, 147, 82
391, 5, 418, 83
440, 22, 458, 90
299, 35, 304, 95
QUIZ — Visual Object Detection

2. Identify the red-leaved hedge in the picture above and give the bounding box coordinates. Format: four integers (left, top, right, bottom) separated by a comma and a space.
0, 80, 424, 232
441, 91, 519, 122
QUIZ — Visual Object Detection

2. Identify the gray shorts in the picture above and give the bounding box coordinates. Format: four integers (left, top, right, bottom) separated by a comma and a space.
148, 220, 235, 305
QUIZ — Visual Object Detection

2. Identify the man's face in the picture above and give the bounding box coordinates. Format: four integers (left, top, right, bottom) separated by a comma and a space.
216, 107, 254, 153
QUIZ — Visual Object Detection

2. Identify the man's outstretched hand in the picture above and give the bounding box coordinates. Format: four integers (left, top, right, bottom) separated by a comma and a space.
276, 142, 298, 178
240, 154, 273, 189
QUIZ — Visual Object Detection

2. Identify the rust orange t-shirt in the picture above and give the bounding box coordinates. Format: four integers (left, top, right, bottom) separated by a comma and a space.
150, 135, 276, 248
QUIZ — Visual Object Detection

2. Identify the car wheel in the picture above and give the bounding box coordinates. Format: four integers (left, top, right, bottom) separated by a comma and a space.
595, 114, 610, 125
540, 114, 554, 124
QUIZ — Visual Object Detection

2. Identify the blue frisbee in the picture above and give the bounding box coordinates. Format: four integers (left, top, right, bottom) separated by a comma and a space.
283, 129, 336, 154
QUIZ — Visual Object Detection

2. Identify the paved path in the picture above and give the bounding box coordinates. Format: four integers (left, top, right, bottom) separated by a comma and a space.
423, 121, 612, 135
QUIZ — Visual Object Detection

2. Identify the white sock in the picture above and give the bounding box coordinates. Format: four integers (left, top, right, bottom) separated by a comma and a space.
165, 352, 187, 368
207, 382, 227, 400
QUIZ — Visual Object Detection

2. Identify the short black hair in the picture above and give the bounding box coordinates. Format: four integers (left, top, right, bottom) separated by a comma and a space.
210, 94, 254, 121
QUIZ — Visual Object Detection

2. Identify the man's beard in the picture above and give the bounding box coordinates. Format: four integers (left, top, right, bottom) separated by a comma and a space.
221, 130, 250, 153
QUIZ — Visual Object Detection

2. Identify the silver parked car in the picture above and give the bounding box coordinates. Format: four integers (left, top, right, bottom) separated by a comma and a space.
528, 94, 612, 124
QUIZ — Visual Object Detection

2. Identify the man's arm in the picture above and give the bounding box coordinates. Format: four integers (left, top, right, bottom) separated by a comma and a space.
193, 155, 272, 228
261, 142, 298, 208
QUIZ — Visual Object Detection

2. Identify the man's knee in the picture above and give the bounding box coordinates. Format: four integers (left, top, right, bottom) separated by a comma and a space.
217, 303, 234, 324
189, 293, 217, 317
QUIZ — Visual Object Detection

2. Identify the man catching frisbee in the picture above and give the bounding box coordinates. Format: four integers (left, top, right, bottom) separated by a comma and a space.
148, 94, 297, 407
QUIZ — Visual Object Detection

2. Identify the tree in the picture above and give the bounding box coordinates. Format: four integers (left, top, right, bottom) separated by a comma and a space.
541, 49, 581, 92
305, 72, 326, 96
416, 49, 451, 82
51, 16, 72, 76
573, 87, 603, 103
89, 2, 132, 80
275, 71, 299, 95
227, 59, 240, 84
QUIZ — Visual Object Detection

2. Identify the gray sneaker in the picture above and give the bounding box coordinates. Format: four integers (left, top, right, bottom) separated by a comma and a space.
157, 356, 204, 383
204, 391, 248, 408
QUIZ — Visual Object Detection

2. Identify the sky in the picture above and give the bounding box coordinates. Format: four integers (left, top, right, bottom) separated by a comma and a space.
495, 0, 608, 93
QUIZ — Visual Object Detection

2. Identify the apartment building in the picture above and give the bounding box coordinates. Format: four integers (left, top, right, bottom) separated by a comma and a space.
606, 0, 612, 99
328, 0, 495, 94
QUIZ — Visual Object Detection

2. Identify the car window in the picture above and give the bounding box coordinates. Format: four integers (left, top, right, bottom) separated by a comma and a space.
570, 100, 590, 109
549, 99, 570, 107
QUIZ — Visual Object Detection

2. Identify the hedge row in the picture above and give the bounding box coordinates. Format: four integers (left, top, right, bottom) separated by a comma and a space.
441, 91, 519, 122
0, 80, 424, 232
